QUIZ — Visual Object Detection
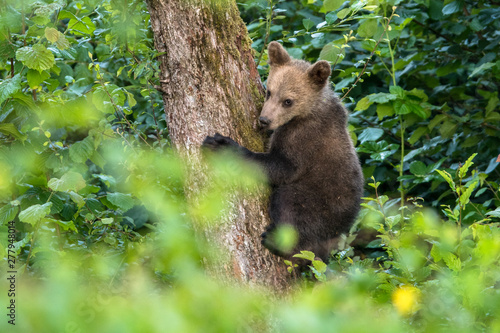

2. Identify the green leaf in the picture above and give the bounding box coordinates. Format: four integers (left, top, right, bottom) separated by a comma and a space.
107, 192, 134, 211
326, 13, 338, 25
459, 181, 478, 206
0, 74, 22, 105
125, 91, 137, 108
407, 102, 429, 119
376, 104, 394, 120
337, 8, 351, 19
27, 69, 50, 89
87, 198, 104, 213
92, 85, 125, 114
319, 42, 344, 62
56, 219, 77, 232
436, 169, 456, 191
34, 1, 65, 18
54, 34, 71, 50
442, 251, 461, 272
32, 15, 50, 26
104, 235, 117, 245
69, 137, 94, 163
407, 88, 428, 102
429, 0, 443, 20
101, 217, 114, 225
48, 171, 86, 192
395, 17, 413, 31
293, 250, 316, 262
16, 45, 55, 73
0, 40, 16, 60
469, 62, 495, 78
442, 1, 461, 15
458, 153, 477, 178
323, 0, 344, 12
486, 207, 500, 218
469, 18, 482, 32
439, 120, 458, 138
90, 150, 106, 169
49, 194, 64, 214
312, 260, 327, 273
378, 195, 389, 206
310, 266, 327, 282
369, 93, 397, 104
359, 141, 399, 162
11, 92, 41, 114
408, 126, 428, 145
485, 112, 500, 122
19, 203, 52, 226
67, 16, 96, 36
69, 191, 85, 208
389, 85, 405, 99
303, 19, 314, 31
0, 123, 27, 141
461, 136, 481, 148
358, 128, 384, 143
428, 114, 447, 130
0, 204, 19, 225
58, 9, 77, 21
45, 27, 60, 43
410, 161, 427, 176
358, 19, 377, 38
393, 100, 411, 115
430, 244, 441, 262
354, 96, 373, 111
385, 215, 401, 229
486, 96, 499, 116
43, 217, 77, 232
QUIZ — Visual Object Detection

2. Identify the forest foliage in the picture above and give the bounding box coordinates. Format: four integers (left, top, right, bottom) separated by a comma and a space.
0, 0, 499, 331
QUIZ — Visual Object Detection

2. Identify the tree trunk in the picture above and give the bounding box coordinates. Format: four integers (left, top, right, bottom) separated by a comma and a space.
146, 0, 291, 290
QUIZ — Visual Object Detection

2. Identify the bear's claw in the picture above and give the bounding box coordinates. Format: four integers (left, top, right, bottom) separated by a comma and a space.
202, 133, 238, 151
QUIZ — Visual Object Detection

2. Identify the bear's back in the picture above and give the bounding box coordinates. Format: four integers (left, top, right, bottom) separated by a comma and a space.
268, 94, 363, 242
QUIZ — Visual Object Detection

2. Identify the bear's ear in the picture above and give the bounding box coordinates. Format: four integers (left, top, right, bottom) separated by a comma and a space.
268, 42, 291, 67
307, 61, 331, 87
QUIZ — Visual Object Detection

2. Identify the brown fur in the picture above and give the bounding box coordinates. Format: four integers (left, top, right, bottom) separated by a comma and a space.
203, 42, 364, 263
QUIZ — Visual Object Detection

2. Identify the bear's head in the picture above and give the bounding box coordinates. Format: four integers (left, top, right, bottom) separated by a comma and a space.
259, 41, 331, 130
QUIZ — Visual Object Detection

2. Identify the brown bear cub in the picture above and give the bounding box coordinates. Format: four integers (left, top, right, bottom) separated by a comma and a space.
203, 41, 363, 262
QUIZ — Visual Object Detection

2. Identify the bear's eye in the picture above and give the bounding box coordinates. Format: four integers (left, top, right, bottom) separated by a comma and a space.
283, 99, 293, 107
266, 90, 271, 99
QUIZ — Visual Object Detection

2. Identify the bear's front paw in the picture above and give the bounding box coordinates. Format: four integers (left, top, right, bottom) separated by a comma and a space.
202, 133, 239, 152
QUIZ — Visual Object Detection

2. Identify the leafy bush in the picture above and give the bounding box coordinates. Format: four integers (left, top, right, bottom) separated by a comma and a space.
0, 0, 165, 270
1, 0, 500, 332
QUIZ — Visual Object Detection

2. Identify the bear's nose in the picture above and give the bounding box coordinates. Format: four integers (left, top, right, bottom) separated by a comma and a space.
259, 117, 271, 127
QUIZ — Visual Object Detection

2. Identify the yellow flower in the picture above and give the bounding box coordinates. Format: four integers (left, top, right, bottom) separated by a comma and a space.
392, 285, 420, 316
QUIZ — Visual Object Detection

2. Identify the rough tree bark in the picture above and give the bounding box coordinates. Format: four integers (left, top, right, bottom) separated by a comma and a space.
146, 0, 291, 290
